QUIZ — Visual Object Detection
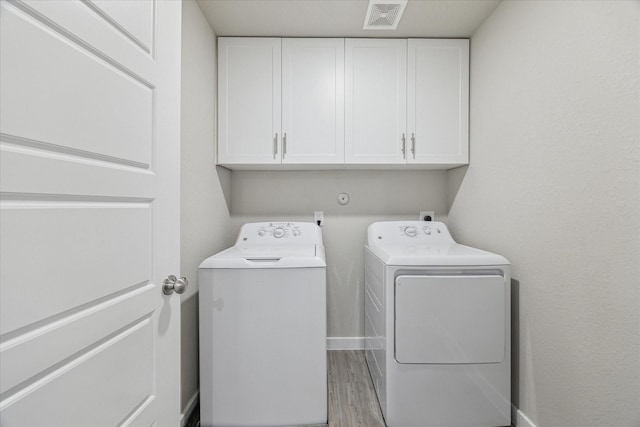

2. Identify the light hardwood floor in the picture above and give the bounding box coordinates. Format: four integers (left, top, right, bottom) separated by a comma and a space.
190, 350, 385, 427
191, 350, 515, 427
327, 350, 386, 427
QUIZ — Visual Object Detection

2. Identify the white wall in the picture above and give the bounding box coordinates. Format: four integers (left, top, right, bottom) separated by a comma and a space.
230, 170, 447, 340
180, 0, 233, 418
448, 1, 640, 426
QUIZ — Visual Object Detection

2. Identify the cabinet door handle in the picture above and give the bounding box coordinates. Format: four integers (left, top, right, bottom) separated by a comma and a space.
401, 133, 406, 158
283, 132, 287, 158
411, 133, 416, 158
273, 133, 278, 159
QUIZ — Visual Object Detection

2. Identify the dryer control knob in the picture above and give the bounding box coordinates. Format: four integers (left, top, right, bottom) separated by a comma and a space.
273, 227, 285, 238
404, 226, 418, 237
258, 229, 266, 236
292, 229, 301, 236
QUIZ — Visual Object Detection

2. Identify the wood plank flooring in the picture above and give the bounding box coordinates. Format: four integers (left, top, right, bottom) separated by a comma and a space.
190, 350, 516, 427
189, 350, 385, 427
327, 350, 385, 427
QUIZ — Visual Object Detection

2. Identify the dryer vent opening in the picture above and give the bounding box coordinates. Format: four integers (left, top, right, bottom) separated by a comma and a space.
363, 0, 408, 30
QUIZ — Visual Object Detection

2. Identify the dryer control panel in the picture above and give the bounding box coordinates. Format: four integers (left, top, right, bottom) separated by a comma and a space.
367, 221, 455, 246
235, 222, 324, 246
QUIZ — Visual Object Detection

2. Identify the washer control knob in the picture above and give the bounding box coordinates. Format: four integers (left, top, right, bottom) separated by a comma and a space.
292, 229, 301, 237
423, 227, 431, 235
258, 229, 266, 236
404, 226, 418, 237
273, 227, 285, 238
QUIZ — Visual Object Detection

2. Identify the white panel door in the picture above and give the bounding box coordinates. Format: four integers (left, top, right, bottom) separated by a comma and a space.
345, 39, 407, 164
407, 39, 469, 165
0, 1, 181, 425
218, 37, 281, 164
282, 38, 344, 164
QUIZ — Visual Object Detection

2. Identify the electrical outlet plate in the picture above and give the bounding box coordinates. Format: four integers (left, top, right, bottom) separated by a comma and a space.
314, 211, 324, 227
419, 211, 435, 221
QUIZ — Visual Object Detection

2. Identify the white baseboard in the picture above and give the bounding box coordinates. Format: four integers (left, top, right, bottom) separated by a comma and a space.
512, 404, 537, 427
326, 337, 366, 350
180, 390, 199, 427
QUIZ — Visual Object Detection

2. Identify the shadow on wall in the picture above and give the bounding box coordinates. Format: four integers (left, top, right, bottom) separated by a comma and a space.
228, 170, 448, 217
216, 166, 232, 211
445, 165, 468, 212
181, 294, 199, 381
511, 278, 520, 410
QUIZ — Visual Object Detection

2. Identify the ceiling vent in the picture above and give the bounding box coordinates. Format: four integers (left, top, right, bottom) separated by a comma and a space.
363, 0, 408, 30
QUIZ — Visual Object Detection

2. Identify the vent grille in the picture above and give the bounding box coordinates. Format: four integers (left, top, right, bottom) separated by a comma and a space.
363, 0, 407, 30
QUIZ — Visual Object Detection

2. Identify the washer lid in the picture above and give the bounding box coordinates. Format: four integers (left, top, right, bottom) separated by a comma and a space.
199, 244, 326, 269
235, 222, 324, 246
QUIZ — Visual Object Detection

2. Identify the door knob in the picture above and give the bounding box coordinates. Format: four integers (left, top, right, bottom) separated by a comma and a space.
163, 275, 189, 295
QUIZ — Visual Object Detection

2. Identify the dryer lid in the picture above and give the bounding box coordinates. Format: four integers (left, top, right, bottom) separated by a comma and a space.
366, 221, 509, 266
367, 243, 508, 266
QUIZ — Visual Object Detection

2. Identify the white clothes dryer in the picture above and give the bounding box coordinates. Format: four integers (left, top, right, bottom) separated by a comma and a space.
365, 221, 511, 427
199, 222, 327, 427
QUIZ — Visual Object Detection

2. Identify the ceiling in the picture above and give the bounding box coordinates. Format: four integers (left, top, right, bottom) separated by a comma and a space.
197, 0, 502, 38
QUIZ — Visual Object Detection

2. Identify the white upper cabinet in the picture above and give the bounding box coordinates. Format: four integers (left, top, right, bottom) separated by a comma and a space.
218, 38, 281, 164
282, 38, 344, 164
218, 37, 344, 166
407, 39, 469, 165
345, 39, 407, 164
217, 37, 469, 169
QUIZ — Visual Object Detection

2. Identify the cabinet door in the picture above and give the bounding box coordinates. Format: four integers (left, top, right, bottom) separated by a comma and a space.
282, 39, 344, 164
218, 38, 281, 164
345, 39, 407, 164
407, 39, 469, 165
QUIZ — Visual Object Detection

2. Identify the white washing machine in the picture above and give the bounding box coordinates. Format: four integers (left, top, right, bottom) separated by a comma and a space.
364, 221, 511, 427
199, 222, 327, 427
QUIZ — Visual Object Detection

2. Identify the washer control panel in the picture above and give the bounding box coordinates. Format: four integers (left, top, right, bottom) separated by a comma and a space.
256, 223, 300, 239
237, 222, 323, 245
368, 221, 455, 246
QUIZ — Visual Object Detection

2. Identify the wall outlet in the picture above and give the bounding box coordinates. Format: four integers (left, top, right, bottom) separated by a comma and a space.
314, 211, 324, 227
419, 211, 435, 221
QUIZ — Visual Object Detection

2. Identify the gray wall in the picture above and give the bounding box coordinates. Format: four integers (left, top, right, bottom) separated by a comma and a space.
181, 1, 639, 423
230, 170, 447, 340
180, 0, 233, 417
447, 1, 640, 426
